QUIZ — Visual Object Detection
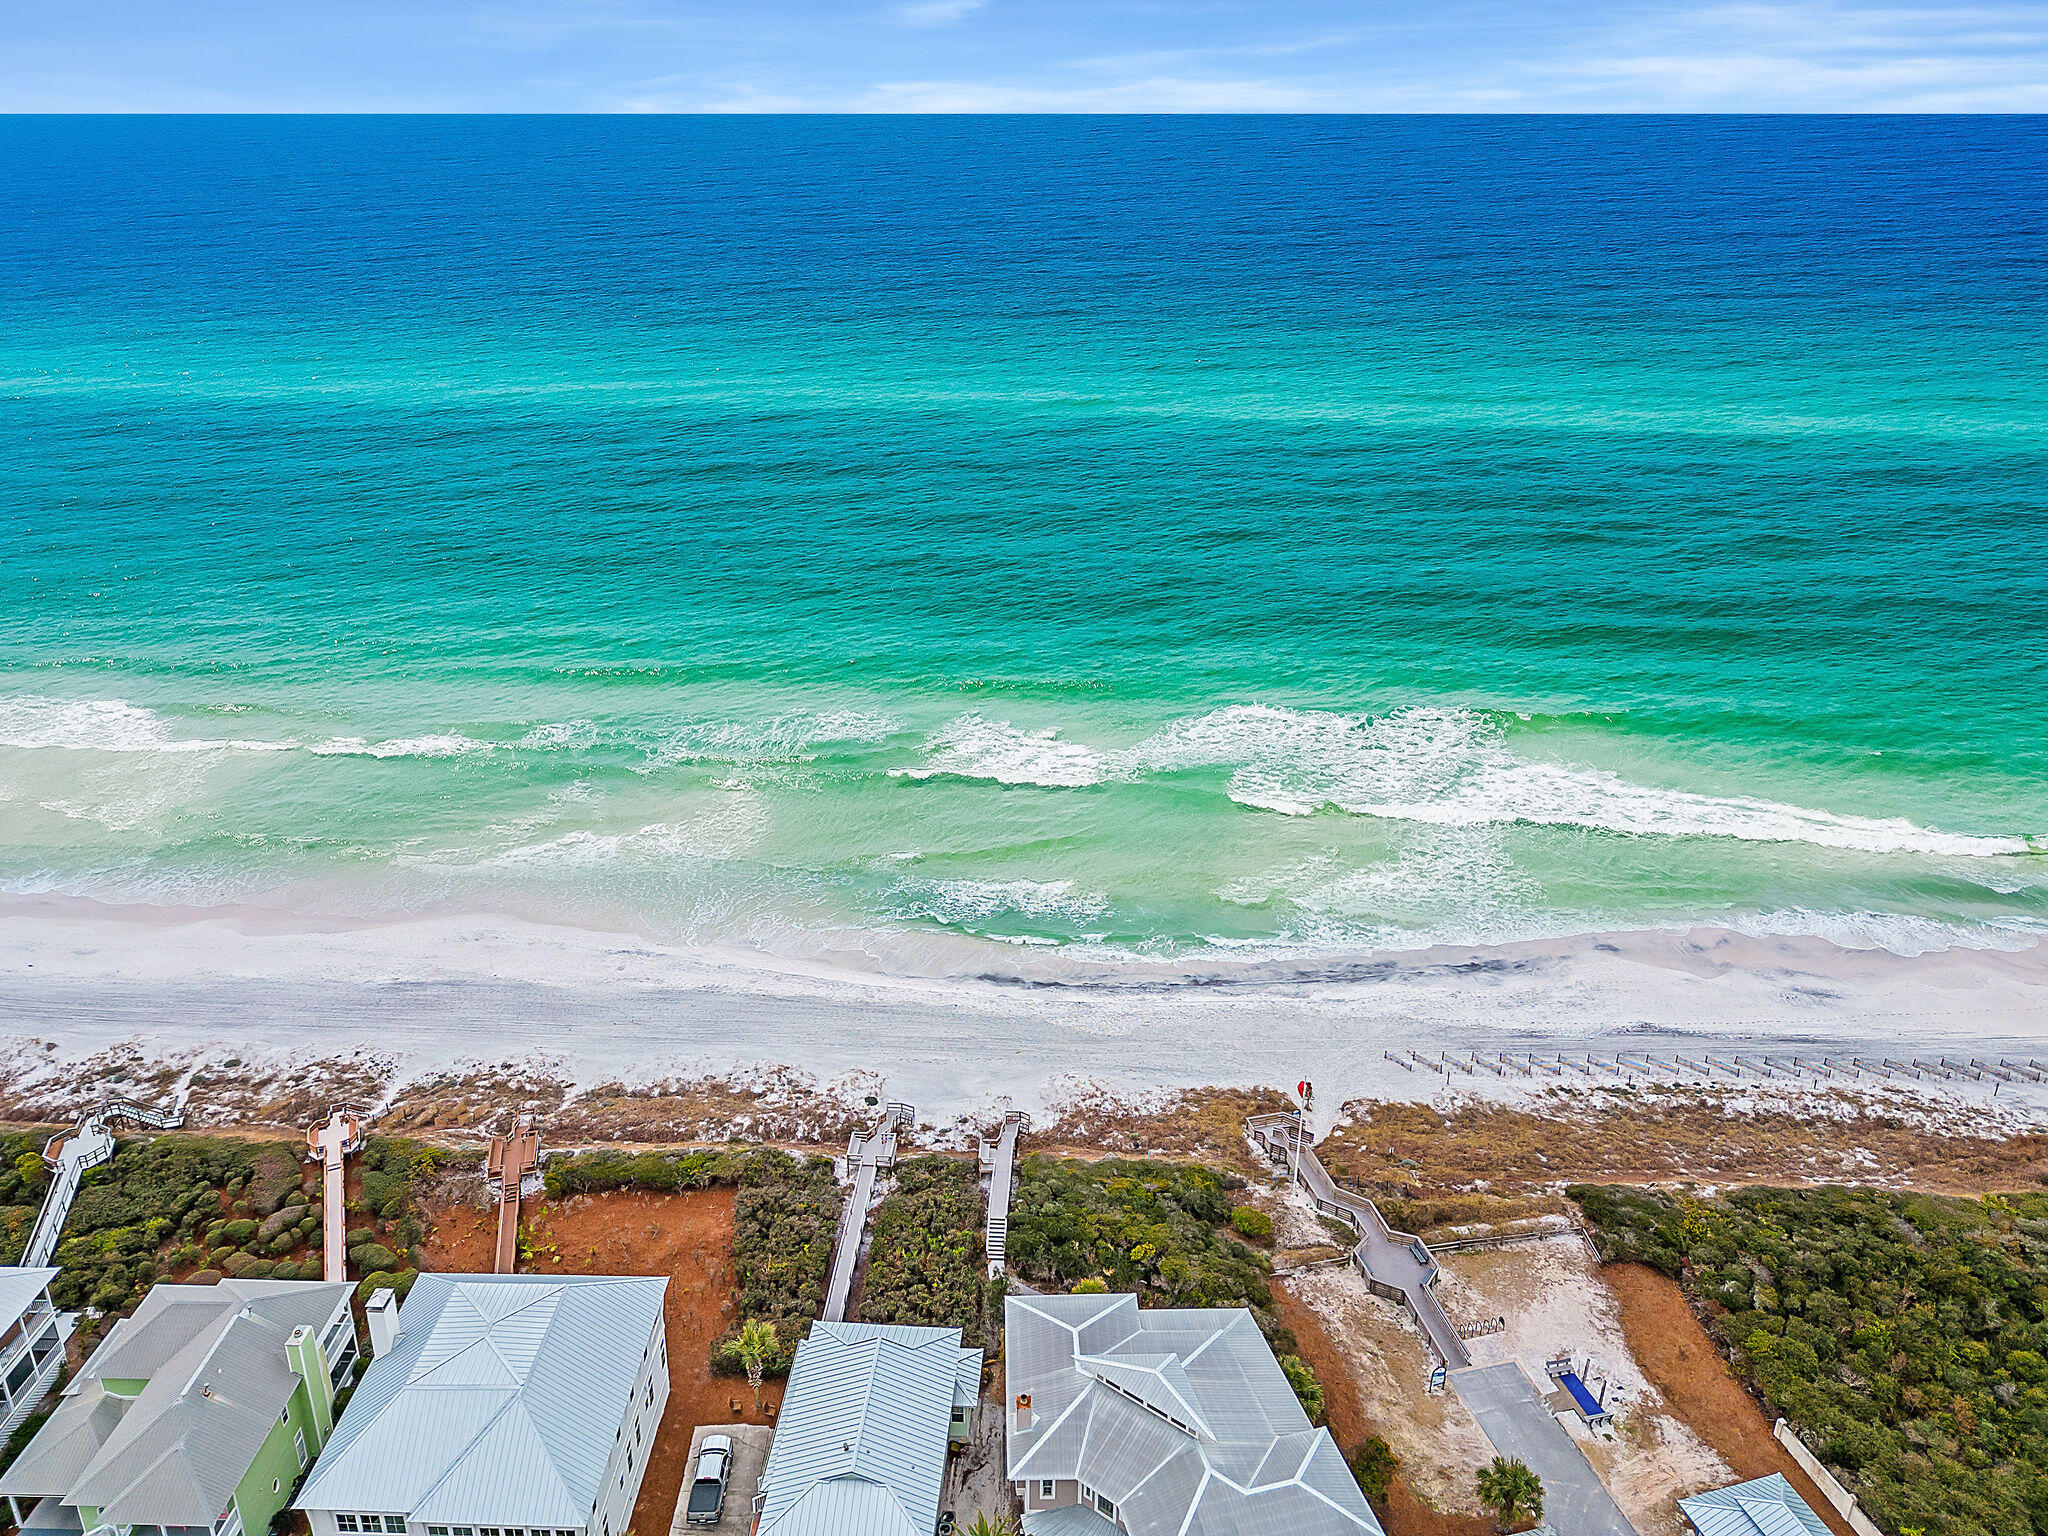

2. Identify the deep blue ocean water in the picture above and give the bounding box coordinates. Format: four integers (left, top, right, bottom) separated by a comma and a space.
2, 117, 2044, 972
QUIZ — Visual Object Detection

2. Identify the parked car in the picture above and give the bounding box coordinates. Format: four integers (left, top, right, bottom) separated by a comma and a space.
685, 1434, 734, 1526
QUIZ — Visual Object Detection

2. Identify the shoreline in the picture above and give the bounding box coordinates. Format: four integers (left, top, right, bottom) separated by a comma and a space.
2, 891, 2046, 1129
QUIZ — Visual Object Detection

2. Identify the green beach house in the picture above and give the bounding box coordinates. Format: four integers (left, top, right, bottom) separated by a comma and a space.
0, 1279, 357, 1536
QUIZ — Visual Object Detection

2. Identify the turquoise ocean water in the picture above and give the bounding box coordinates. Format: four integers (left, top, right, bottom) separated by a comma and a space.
2, 117, 2045, 977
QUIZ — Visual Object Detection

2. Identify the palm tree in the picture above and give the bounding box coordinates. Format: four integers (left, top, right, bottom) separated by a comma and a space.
1475, 1456, 1544, 1531
961, 1517, 1017, 1536
736, 1318, 777, 1411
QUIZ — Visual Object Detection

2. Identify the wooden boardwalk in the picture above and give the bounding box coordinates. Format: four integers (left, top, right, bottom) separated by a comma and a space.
978, 1112, 1026, 1274
486, 1123, 541, 1274
306, 1109, 363, 1282
821, 1102, 911, 1322
1248, 1111, 1469, 1368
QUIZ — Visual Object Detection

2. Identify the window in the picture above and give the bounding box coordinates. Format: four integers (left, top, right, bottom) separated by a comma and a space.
272, 1482, 281, 1495
1039, 1482, 1054, 1500
951, 1408, 967, 1424
477, 1526, 501, 1535
337, 1516, 360, 1531
280, 1406, 291, 1425
428, 1527, 449, 1534
385, 1518, 408, 1533
295, 1431, 308, 1468
1093, 1492, 1117, 1521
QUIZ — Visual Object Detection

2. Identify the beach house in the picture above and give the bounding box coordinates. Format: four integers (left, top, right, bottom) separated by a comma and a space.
1005, 1292, 1384, 1536
0, 1277, 356, 1536
0, 1267, 69, 1443
1677, 1473, 1832, 1536
752, 1320, 983, 1536
295, 1274, 668, 1536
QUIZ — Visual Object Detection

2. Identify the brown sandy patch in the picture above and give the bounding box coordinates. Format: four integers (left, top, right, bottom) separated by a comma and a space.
1605, 1262, 1855, 1536
1278, 1269, 1493, 1534
419, 1186, 776, 1536
1322, 1087, 2048, 1202
1037, 1085, 1292, 1172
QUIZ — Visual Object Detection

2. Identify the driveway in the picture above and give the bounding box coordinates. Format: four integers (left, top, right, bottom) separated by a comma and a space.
1452, 1362, 1638, 1536
669, 1423, 773, 1536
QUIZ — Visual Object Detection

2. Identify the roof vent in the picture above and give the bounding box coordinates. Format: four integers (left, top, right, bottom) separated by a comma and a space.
1015, 1392, 1032, 1431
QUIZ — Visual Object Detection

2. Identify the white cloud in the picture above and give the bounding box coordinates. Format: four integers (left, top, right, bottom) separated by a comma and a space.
885, 0, 989, 27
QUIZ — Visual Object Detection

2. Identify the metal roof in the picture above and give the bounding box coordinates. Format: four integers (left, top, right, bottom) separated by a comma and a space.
1022, 1505, 1119, 1536
1679, 1475, 1832, 1536
0, 1268, 58, 1328
755, 1321, 983, 1536
1, 1281, 351, 1528
1006, 1294, 1385, 1536
296, 1274, 666, 1529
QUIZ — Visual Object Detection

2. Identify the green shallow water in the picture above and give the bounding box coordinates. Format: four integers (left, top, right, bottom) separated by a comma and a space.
2, 116, 2045, 974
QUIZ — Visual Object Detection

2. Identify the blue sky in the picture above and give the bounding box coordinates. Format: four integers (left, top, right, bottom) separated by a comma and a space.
3, 0, 2046, 111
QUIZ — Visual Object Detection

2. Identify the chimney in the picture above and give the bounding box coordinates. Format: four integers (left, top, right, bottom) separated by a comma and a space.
366, 1288, 400, 1358
1015, 1393, 1032, 1431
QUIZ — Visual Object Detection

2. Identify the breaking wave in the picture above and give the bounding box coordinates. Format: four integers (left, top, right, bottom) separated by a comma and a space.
896, 703, 2030, 857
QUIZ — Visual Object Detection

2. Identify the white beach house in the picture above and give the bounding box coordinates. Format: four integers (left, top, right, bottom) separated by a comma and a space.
0, 1267, 68, 1443
295, 1275, 669, 1536
1005, 1292, 1384, 1536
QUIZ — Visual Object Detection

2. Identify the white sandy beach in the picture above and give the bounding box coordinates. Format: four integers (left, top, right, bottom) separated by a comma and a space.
3, 892, 2046, 1125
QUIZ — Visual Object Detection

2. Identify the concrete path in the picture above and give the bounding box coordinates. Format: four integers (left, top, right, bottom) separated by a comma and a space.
1452, 1362, 1639, 1536
1248, 1113, 1469, 1368
821, 1102, 910, 1323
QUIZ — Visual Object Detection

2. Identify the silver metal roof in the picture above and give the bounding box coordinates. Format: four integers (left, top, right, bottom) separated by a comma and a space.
755, 1321, 983, 1536
0, 1267, 58, 1328
1678, 1475, 1831, 1536
1005, 1294, 1384, 1536
296, 1274, 666, 1529
1, 1280, 351, 1529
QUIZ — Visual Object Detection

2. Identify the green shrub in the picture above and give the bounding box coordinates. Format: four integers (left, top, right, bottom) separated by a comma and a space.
712, 1151, 842, 1376
1230, 1207, 1275, 1243
1349, 1437, 1397, 1502
356, 1268, 418, 1309
216, 1218, 260, 1246
1006, 1156, 1272, 1313
1279, 1354, 1325, 1425
860, 1157, 988, 1337
1072, 1277, 1109, 1294
349, 1242, 399, 1273
1572, 1182, 2048, 1536
239, 1260, 276, 1280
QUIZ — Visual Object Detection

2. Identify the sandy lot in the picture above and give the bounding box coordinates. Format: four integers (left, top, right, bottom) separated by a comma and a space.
1434, 1238, 1729, 1535
418, 1186, 780, 1536
1280, 1264, 1495, 1530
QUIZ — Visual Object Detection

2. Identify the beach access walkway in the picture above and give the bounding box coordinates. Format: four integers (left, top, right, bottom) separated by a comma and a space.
26, 1098, 186, 1268
306, 1108, 364, 1282
1248, 1112, 1469, 1368
821, 1101, 912, 1323
978, 1111, 1027, 1274
486, 1121, 541, 1274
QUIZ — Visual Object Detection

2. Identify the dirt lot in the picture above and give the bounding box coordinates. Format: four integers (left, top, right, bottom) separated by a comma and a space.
1605, 1262, 1855, 1536
418, 1186, 782, 1536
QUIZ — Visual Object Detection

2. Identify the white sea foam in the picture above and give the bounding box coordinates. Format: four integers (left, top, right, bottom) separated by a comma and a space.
890, 713, 1106, 787
646, 710, 900, 770
308, 733, 499, 759
1138, 704, 2028, 857
0, 695, 294, 754
889, 877, 1110, 926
